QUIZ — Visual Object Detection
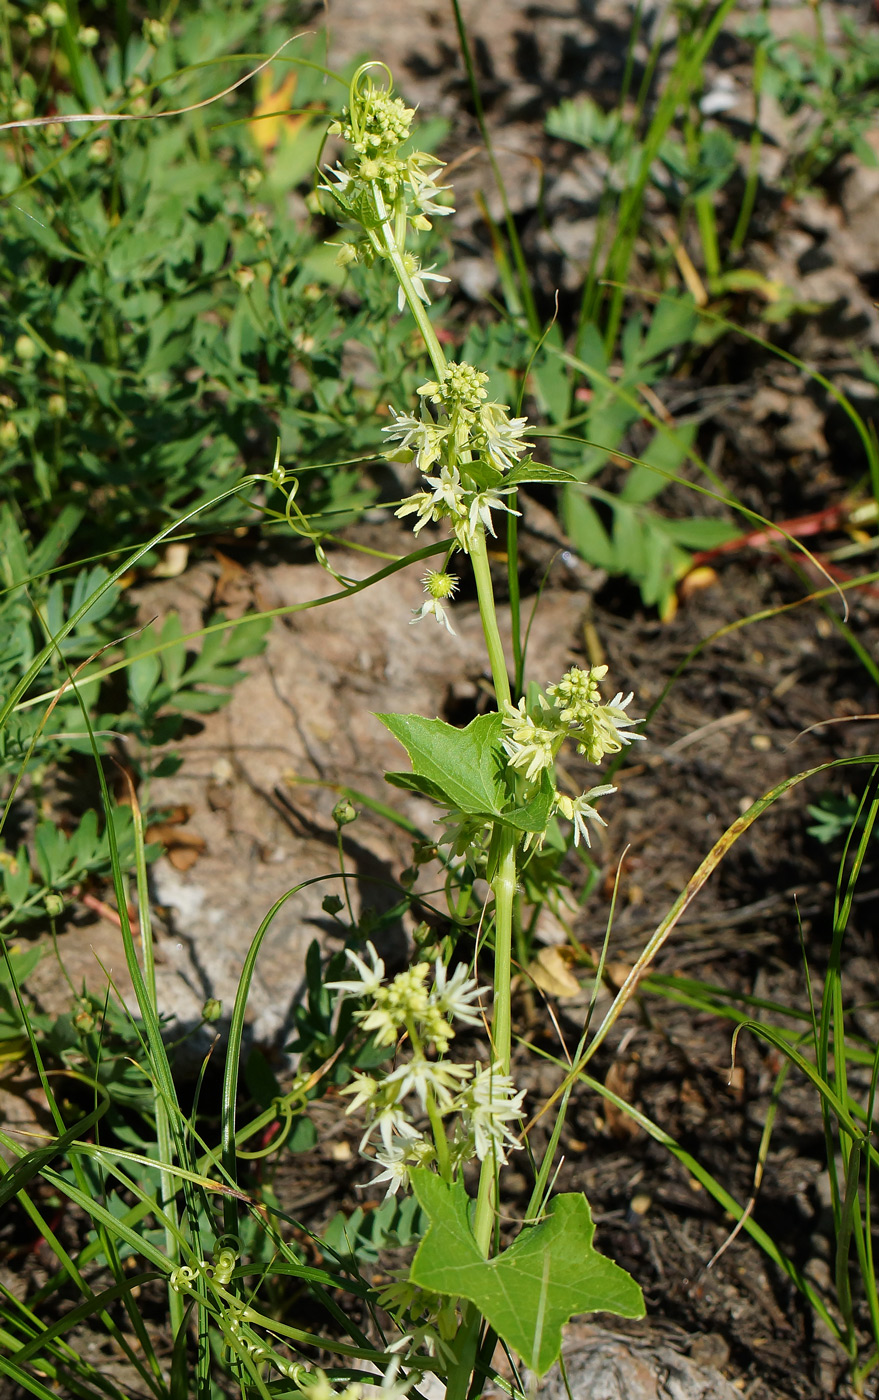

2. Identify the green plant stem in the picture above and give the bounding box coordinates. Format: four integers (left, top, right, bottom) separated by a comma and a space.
468, 532, 510, 711
468, 528, 517, 1270
506, 509, 523, 697
372, 193, 447, 382
695, 194, 720, 282
378, 146, 519, 1319
731, 26, 767, 254
130, 792, 184, 1335
490, 835, 516, 1080
426, 1087, 452, 1181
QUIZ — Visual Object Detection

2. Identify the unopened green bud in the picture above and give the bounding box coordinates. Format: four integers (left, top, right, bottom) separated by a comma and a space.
332, 798, 357, 827
26, 13, 47, 36
241, 166, 262, 193
87, 137, 111, 165
333, 241, 358, 268
232, 266, 255, 291
15, 334, 37, 361
47, 393, 66, 418
127, 76, 148, 114
322, 894, 344, 916
0, 420, 19, 448
52, 348, 70, 368
143, 17, 168, 45
43, 1, 66, 27
245, 211, 267, 239
11, 97, 33, 121
45, 893, 64, 916
73, 1005, 96, 1034
202, 997, 222, 1023
77, 24, 99, 46
143, 17, 167, 44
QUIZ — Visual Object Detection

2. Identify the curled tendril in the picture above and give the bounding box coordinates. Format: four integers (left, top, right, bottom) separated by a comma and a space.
347, 61, 396, 139
169, 1263, 203, 1293
211, 1245, 239, 1287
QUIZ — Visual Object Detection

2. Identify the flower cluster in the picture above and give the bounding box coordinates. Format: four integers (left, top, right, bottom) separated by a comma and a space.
322, 69, 454, 257
322, 69, 534, 629
328, 941, 482, 1051
328, 944, 525, 1196
501, 664, 644, 848
331, 89, 414, 157
387, 360, 531, 573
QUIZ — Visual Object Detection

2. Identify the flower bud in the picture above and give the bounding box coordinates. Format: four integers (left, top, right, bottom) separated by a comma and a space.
15, 335, 37, 361
201, 997, 222, 1023
0, 421, 19, 448
332, 798, 357, 827
143, 17, 168, 44
88, 138, 111, 165
10, 98, 33, 121
26, 13, 47, 36
73, 1005, 96, 1035
333, 241, 358, 268
47, 393, 66, 419
322, 894, 344, 916
43, 2, 66, 28
77, 24, 99, 46
231, 266, 255, 291
127, 76, 149, 114
45, 893, 64, 916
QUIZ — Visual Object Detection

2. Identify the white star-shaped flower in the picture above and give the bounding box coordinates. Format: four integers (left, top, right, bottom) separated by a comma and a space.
325, 941, 385, 999
410, 597, 455, 633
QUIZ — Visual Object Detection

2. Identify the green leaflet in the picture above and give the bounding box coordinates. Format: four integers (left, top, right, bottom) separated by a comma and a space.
504, 459, 576, 486
409, 1170, 644, 1376
377, 712, 554, 834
